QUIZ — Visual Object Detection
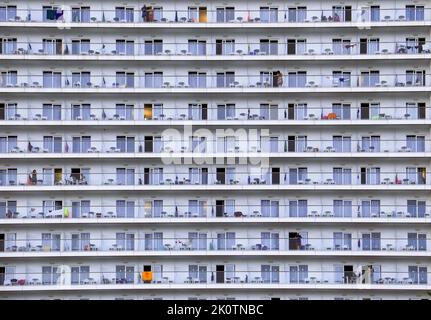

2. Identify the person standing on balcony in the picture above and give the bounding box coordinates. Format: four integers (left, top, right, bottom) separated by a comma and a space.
141, 5, 147, 22
31, 169, 37, 185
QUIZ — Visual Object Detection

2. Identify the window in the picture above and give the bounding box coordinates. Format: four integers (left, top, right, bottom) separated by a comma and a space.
71, 200, 90, 218
42, 6, 63, 22
333, 200, 352, 217
287, 7, 307, 22
188, 40, 206, 55
260, 7, 278, 23
188, 232, 207, 250
406, 167, 426, 184
333, 136, 351, 152
0, 6, 17, 22
406, 70, 426, 86
41, 233, 61, 251
71, 71, 91, 88
188, 104, 207, 120
0, 168, 17, 186
144, 233, 163, 250
261, 232, 279, 250
408, 266, 427, 284
361, 136, 380, 152
332, 39, 352, 55
333, 168, 352, 185
260, 39, 278, 55
261, 200, 279, 217
0, 136, 17, 153
188, 72, 207, 88
287, 103, 307, 120
362, 233, 381, 250
360, 200, 380, 217
116, 168, 135, 185
217, 71, 235, 88
287, 71, 306, 87
259, 104, 278, 120
287, 168, 307, 184
71, 266, 90, 285
43, 136, 62, 153
406, 135, 425, 152
188, 265, 207, 283
332, 103, 351, 119
72, 136, 91, 153
116, 136, 135, 153
0, 103, 17, 120
1, 38, 17, 54
359, 38, 379, 54
116, 40, 135, 55
361, 70, 380, 87
114, 103, 134, 120
287, 39, 306, 55
216, 7, 235, 23
41, 38, 63, 55
216, 39, 235, 55
216, 232, 236, 250
43, 71, 61, 88
1, 71, 17, 87
407, 200, 426, 218
332, 6, 352, 22
116, 200, 135, 218
289, 265, 308, 283
116, 72, 135, 88
71, 7, 90, 23
71, 104, 91, 120
289, 200, 307, 217
217, 104, 235, 120
144, 40, 162, 55
144, 72, 163, 88
43, 104, 61, 120
261, 265, 280, 283
115, 7, 134, 22
115, 265, 134, 283
42, 266, 60, 285
188, 200, 207, 217
332, 71, 351, 87
116, 233, 135, 250
405, 102, 426, 120
405, 37, 426, 54
333, 232, 352, 250
407, 233, 427, 251
406, 5, 424, 21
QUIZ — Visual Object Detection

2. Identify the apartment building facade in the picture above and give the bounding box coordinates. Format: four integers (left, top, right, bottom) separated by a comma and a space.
0, 0, 430, 300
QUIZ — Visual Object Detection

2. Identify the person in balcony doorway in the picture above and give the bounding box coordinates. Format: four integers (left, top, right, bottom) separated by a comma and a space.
277, 70, 284, 87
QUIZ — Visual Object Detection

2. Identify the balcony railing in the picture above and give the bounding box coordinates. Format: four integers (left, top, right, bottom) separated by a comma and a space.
0, 74, 429, 90
2, 41, 431, 57
1, 139, 431, 154
0, 8, 429, 24
1, 237, 429, 253
1, 105, 429, 122
0, 270, 428, 287
0, 171, 429, 188
1, 204, 430, 220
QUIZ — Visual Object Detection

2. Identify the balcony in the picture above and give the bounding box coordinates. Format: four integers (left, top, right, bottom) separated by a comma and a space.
0, 7, 429, 26
0, 236, 429, 256
1, 138, 430, 158
0, 105, 429, 123
1, 41, 430, 59
0, 170, 429, 190
0, 73, 430, 93
0, 269, 429, 290
1, 203, 430, 221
